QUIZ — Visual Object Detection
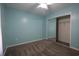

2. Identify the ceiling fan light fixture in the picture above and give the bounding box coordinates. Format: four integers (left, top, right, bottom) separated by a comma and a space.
37, 3, 48, 9
46, 3, 53, 5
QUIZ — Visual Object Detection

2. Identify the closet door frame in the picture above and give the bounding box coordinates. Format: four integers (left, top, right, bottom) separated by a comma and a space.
56, 15, 71, 47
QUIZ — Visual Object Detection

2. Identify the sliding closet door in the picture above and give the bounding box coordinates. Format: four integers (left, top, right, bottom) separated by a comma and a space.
58, 15, 70, 44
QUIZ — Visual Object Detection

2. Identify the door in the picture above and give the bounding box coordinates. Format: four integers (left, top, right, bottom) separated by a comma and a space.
0, 5, 3, 55
57, 15, 70, 46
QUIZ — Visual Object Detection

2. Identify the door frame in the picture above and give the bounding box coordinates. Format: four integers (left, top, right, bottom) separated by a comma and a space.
56, 15, 71, 47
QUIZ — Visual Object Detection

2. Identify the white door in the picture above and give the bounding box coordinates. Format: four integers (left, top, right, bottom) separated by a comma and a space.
0, 5, 3, 56
58, 16, 70, 44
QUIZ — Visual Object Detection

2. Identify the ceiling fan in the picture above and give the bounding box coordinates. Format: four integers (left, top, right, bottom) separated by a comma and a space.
37, 3, 53, 9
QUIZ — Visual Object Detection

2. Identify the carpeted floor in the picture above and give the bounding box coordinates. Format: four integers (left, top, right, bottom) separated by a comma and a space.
5, 39, 79, 56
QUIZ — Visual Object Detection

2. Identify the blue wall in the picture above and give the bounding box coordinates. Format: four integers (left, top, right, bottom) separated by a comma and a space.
1, 4, 79, 50
46, 4, 79, 48
42, 18, 46, 39
48, 18, 56, 38
2, 7, 45, 49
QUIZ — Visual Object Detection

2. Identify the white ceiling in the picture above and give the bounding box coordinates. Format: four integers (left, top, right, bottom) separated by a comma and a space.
5, 3, 74, 16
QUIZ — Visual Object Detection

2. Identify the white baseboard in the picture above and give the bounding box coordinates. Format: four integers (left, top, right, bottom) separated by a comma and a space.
8, 38, 43, 48
3, 38, 43, 55
70, 47, 79, 51
3, 47, 8, 56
